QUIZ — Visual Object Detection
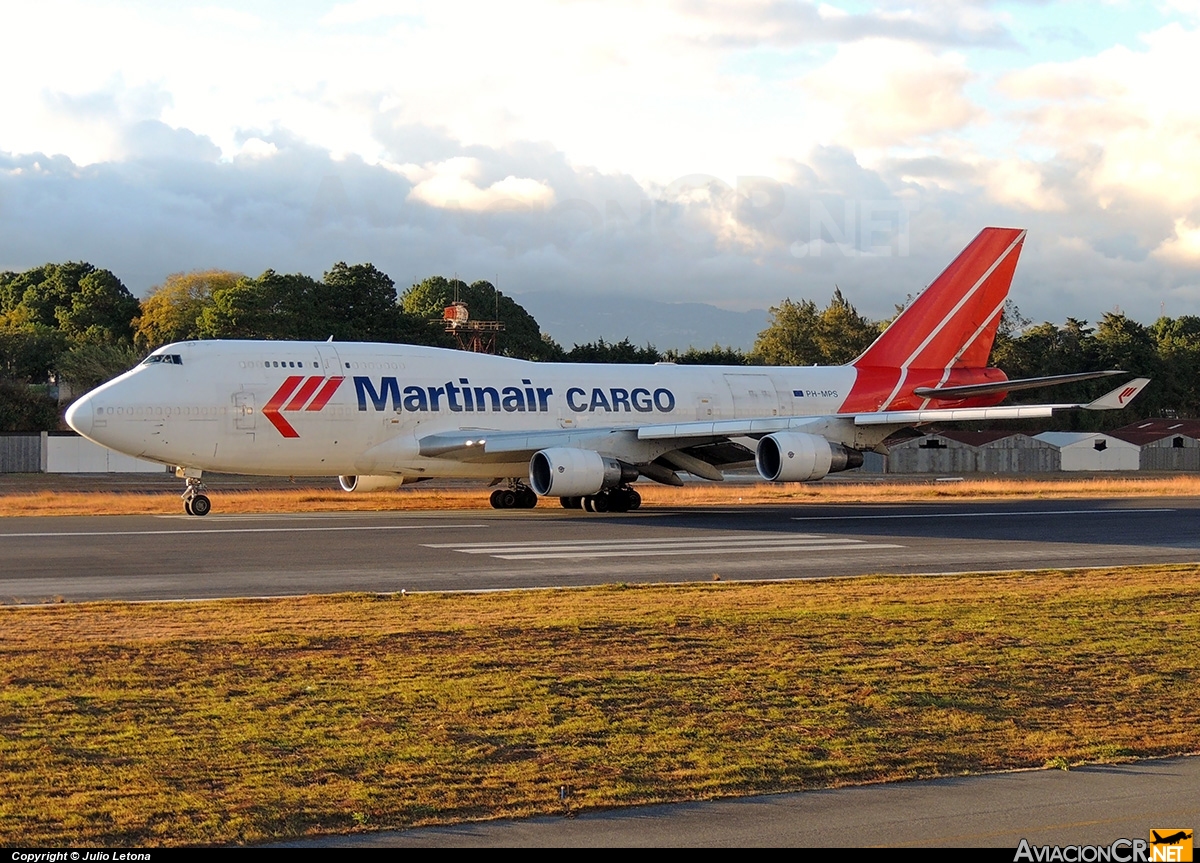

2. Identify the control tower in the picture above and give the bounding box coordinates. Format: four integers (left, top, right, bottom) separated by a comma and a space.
442, 302, 504, 353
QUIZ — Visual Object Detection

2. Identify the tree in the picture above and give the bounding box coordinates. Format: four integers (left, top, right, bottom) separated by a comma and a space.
750, 298, 823, 365
664, 345, 752, 365
0, 380, 58, 431
0, 270, 24, 314
1150, 315, 1200, 418
198, 270, 320, 340
318, 262, 432, 343
750, 290, 876, 366
564, 338, 661, 364
135, 270, 243, 350
0, 321, 67, 382
7, 262, 138, 346
815, 288, 879, 363
55, 343, 141, 394
198, 264, 434, 345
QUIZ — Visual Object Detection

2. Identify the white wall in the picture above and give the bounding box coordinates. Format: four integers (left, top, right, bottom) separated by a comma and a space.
1035, 433, 1140, 471
45, 435, 168, 473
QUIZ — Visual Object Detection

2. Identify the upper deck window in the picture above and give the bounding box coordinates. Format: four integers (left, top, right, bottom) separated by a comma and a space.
142, 354, 183, 365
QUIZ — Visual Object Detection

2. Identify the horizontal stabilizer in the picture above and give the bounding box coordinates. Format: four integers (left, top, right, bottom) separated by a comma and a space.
1084, 378, 1150, 410
914, 370, 1127, 400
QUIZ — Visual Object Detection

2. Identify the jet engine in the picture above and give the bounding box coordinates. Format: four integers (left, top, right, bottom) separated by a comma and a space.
338, 475, 412, 492
754, 432, 864, 482
529, 447, 639, 497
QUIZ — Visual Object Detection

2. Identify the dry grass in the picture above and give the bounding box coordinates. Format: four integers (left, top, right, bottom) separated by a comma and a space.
1, 565, 1198, 845
1, 474, 1199, 517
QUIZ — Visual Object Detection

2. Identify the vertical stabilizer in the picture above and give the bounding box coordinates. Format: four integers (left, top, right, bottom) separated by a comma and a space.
854, 227, 1026, 372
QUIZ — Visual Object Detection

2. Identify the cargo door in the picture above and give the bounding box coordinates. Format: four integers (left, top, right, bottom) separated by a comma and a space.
723, 374, 780, 418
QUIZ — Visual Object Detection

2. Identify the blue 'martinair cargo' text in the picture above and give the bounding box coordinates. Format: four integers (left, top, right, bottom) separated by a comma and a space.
354, 377, 676, 414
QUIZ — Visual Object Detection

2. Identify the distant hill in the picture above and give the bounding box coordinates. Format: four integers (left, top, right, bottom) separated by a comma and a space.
515, 291, 769, 353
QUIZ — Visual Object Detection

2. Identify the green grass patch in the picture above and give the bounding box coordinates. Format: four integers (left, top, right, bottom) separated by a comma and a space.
1, 566, 1198, 845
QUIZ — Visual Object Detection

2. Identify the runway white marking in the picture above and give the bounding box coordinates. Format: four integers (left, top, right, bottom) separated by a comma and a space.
0, 524, 489, 539
426, 533, 903, 560
791, 507, 1175, 522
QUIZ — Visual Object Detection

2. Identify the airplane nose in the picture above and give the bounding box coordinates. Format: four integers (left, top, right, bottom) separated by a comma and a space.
65, 395, 93, 437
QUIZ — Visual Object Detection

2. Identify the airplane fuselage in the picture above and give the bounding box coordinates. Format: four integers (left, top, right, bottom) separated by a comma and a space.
67, 339, 902, 478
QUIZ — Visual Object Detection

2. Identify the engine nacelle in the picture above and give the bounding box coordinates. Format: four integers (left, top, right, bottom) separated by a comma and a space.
338, 475, 412, 493
755, 432, 864, 482
529, 447, 639, 497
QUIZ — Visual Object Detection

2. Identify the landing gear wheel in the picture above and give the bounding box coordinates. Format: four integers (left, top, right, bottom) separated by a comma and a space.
627, 489, 641, 510
584, 493, 609, 513
492, 484, 536, 509
180, 473, 210, 516
560, 496, 583, 509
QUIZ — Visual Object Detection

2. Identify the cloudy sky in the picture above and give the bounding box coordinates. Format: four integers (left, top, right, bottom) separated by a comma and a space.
2, 0, 1199, 342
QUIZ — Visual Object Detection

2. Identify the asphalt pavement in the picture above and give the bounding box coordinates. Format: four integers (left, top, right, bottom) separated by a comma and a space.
2, 496, 1197, 603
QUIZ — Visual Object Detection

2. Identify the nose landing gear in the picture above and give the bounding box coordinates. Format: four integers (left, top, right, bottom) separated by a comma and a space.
178, 468, 211, 516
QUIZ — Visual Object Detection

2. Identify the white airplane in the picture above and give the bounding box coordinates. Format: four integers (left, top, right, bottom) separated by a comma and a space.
66, 227, 1148, 516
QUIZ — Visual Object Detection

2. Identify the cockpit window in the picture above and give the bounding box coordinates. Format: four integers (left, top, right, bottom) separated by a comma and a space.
142, 354, 183, 365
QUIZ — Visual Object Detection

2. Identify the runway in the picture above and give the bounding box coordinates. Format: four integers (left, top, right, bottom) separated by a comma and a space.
2, 496, 1198, 603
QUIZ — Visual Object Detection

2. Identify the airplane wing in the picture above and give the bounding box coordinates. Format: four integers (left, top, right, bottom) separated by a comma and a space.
415, 378, 1151, 481
418, 427, 638, 461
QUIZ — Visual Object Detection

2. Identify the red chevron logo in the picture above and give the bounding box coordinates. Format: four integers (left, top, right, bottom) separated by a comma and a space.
263, 375, 344, 438
1118, 386, 1137, 405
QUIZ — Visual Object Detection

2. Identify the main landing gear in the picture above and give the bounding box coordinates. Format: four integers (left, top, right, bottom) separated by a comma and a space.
559, 486, 641, 513
490, 482, 538, 509
179, 468, 211, 517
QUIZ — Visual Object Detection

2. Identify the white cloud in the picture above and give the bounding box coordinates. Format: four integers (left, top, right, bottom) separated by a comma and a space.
238, 138, 279, 159
1001, 23, 1200, 212
981, 159, 1067, 212
407, 158, 555, 211
0, 1, 1198, 339
321, 0, 420, 26
1154, 218, 1200, 264
797, 39, 980, 147
191, 6, 262, 31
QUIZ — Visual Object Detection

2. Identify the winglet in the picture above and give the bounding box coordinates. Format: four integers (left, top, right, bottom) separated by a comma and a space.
1084, 378, 1150, 410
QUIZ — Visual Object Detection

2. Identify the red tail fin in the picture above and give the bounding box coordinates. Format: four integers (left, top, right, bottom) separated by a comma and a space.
855, 227, 1025, 371
841, 227, 1025, 413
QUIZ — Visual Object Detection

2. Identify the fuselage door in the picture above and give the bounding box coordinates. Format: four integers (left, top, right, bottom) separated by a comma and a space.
316, 344, 343, 375
234, 391, 255, 430
723, 374, 781, 418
